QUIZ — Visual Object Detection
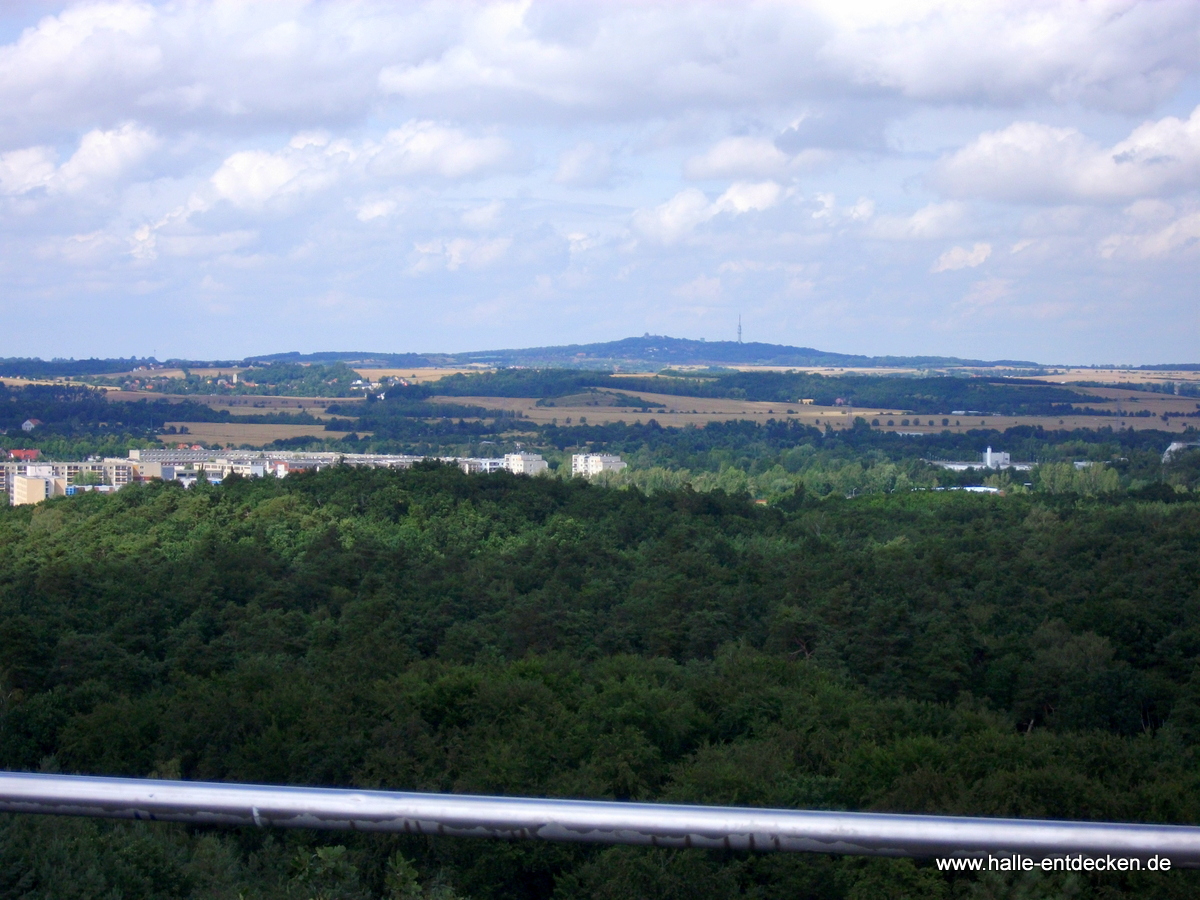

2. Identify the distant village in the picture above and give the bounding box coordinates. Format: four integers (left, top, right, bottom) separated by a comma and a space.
1, 448, 629, 506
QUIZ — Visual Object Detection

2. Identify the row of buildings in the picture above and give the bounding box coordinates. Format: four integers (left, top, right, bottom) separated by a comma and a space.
3, 449, 627, 506
927, 446, 1031, 472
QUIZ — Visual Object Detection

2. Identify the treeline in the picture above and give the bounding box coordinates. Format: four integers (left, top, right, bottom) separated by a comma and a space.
0, 358, 160, 378
90, 362, 364, 398
546, 419, 1191, 487
0, 383, 326, 443
1, 468, 1200, 897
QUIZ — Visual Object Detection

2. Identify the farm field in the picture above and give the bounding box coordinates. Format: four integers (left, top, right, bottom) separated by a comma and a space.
354, 366, 491, 382
429, 390, 1198, 433
1039, 367, 1200, 386
1070, 385, 1200, 414
162, 422, 362, 446
100, 391, 356, 413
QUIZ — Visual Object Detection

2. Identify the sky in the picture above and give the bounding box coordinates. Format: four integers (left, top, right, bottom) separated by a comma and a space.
1, 1, 1199, 364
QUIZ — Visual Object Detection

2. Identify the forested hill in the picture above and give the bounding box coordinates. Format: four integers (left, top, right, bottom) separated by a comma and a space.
1, 467, 1199, 898
245, 336, 1041, 369
446, 335, 1042, 368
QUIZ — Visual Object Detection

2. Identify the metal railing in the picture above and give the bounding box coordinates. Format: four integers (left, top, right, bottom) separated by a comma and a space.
1, 771, 1198, 864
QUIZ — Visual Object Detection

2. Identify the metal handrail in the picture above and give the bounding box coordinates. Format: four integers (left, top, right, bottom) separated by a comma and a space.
0, 771, 1197, 863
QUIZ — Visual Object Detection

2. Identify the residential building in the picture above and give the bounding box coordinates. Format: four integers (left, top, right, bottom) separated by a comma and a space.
11, 475, 67, 505
20, 419, 42, 432
459, 458, 507, 475
504, 453, 548, 475
572, 453, 627, 477
2, 460, 134, 505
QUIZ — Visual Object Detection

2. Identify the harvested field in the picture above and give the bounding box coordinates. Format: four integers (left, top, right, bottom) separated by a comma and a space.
354, 366, 492, 383
430, 391, 1197, 433
100, 391, 358, 412
163, 422, 365, 447
1040, 367, 1200, 386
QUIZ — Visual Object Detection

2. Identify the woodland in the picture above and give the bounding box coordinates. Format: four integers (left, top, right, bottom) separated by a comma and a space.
1, 465, 1199, 898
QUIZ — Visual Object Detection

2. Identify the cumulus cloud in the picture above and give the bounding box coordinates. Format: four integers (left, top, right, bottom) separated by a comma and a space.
869, 201, 967, 240
819, 0, 1198, 113
1, 1, 1194, 144
2, 1, 1200, 362
413, 236, 513, 272
371, 121, 512, 179
632, 182, 782, 243
1100, 210, 1200, 259
0, 123, 157, 195
934, 106, 1200, 204
932, 243, 992, 272
685, 137, 795, 180
209, 122, 510, 209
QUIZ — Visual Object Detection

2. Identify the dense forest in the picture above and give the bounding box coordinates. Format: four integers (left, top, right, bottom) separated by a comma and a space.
2, 466, 1199, 898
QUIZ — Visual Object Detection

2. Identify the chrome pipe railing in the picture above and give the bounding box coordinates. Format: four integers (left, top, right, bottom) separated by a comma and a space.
1, 771, 1197, 864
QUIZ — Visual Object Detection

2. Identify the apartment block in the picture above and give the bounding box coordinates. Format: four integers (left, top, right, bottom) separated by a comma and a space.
504, 453, 549, 475
571, 454, 627, 477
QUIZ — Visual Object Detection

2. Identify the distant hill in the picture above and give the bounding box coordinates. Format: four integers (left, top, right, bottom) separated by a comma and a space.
243, 336, 1042, 370
25, 337, 1200, 373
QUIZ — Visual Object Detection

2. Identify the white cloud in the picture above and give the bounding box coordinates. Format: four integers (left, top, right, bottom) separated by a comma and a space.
462, 200, 504, 229
56, 123, 159, 190
371, 121, 511, 179
412, 236, 513, 272
211, 145, 346, 209
869, 201, 967, 240
0, 123, 157, 196
633, 182, 782, 243
819, 0, 1199, 113
932, 242, 992, 272
685, 137, 794, 180
210, 122, 509, 209
356, 198, 397, 222
934, 106, 1200, 204
951, 278, 1013, 317
155, 230, 259, 258
632, 188, 714, 243
1, 2, 1189, 146
0, 146, 57, 194
2, 2, 1200, 363
553, 142, 612, 187
713, 181, 783, 214
1099, 210, 1200, 259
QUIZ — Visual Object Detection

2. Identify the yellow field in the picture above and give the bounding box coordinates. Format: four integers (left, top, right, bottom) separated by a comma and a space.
354, 366, 491, 383
100, 391, 359, 415
1037, 367, 1200, 386
163, 422, 366, 447
0, 376, 64, 387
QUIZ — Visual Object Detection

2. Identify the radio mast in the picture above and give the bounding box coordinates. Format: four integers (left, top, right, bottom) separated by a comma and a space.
737, 315, 742, 344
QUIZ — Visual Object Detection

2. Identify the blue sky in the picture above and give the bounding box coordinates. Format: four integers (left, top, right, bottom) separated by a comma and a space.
1, 0, 1198, 364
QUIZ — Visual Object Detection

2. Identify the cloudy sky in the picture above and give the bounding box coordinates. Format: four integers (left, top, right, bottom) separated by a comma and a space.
1, 1, 1198, 363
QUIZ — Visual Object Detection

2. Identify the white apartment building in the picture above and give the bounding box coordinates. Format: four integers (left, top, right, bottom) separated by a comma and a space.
2, 460, 135, 505
459, 458, 507, 475
2, 448, 552, 505
571, 454, 627, 478
504, 453, 548, 475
